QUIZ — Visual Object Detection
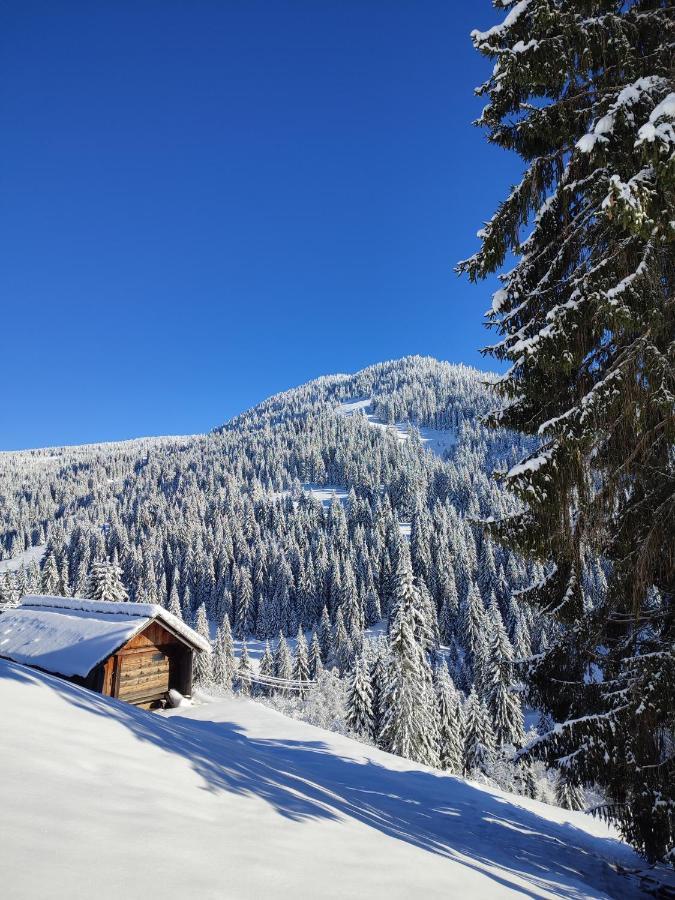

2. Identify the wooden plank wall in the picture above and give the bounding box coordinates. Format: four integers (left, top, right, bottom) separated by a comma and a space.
97, 620, 196, 706
117, 649, 170, 703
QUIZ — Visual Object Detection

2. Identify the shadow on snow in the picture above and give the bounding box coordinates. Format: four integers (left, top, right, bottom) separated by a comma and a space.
2, 660, 637, 899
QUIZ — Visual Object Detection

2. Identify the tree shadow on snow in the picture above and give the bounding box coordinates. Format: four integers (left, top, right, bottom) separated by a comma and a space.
1, 661, 642, 899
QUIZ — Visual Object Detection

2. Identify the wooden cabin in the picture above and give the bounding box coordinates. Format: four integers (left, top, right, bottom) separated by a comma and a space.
0, 595, 210, 708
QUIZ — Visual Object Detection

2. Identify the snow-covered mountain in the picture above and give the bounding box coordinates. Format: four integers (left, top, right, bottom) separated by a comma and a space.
1, 657, 652, 900
2, 356, 665, 895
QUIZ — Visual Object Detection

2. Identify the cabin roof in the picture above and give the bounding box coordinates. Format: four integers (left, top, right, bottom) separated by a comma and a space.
0, 595, 210, 678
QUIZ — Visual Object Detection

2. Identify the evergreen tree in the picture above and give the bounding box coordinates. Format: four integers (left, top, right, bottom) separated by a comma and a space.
435, 660, 463, 774
293, 627, 311, 698
379, 563, 439, 767
370, 650, 387, 740
346, 655, 374, 740
258, 640, 275, 696
274, 632, 292, 694
193, 603, 212, 685
463, 688, 495, 777
212, 618, 236, 691
485, 602, 524, 748
459, 0, 674, 862
318, 605, 332, 662
238, 643, 252, 696
308, 629, 324, 680
85, 557, 129, 603
40, 551, 60, 595
331, 607, 353, 674
460, 582, 485, 663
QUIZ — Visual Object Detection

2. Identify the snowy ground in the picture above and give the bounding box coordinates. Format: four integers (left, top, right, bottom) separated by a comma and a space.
338, 397, 457, 459
272, 481, 411, 538
303, 482, 349, 507
1, 657, 665, 899
0, 544, 46, 574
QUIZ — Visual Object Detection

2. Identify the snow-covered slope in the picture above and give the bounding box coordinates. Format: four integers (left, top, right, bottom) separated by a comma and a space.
1, 658, 651, 899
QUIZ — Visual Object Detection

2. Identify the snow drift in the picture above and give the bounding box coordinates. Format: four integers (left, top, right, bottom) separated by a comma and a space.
0, 658, 656, 899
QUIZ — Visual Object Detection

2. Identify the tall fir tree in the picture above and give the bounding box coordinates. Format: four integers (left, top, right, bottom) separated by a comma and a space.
85, 557, 129, 603
193, 603, 212, 685
463, 687, 496, 777
379, 562, 439, 767
274, 632, 293, 694
40, 551, 60, 595
346, 654, 375, 740
485, 601, 524, 748
308, 629, 324, 680
292, 627, 311, 698
258, 640, 275, 696
459, 0, 674, 861
212, 618, 236, 691
435, 659, 464, 774
238, 642, 252, 696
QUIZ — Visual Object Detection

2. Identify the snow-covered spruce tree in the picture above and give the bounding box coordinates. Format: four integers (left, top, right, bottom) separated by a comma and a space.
331, 606, 354, 674
309, 630, 324, 680
379, 562, 439, 767
293, 627, 311, 698
85, 556, 129, 603
369, 650, 387, 742
193, 603, 212, 686
318, 605, 332, 662
459, 1, 674, 862
435, 659, 464, 774
485, 601, 524, 748
212, 618, 236, 691
257, 640, 275, 695
274, 632, 293, 694
238, 643, 251, 696
463, 687, 496, 778
346, 654, 375, 740
40, 551, 60, 595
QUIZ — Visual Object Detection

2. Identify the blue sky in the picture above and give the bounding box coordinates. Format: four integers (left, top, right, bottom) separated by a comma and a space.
1, 1, 518, 450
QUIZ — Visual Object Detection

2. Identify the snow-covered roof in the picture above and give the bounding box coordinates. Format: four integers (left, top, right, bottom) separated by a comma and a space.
0, 595, 210, 678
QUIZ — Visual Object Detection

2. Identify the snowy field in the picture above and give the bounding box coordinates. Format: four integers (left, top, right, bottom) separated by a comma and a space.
303, 482, 349, 507
339, 397, 457, 459
1, 657, 663, 900
0, 544, 46, 574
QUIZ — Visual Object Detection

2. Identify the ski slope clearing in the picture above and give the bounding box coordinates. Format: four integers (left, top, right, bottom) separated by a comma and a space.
338, 397, 457, 459
0, 544, 46, 574
1, 658, 658, 900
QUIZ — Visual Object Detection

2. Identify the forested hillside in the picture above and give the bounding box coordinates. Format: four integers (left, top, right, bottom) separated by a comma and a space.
0, 356, 609, 803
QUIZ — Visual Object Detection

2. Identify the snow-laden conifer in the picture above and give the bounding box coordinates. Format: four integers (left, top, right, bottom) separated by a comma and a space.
459, 0, 674, 862
346, 654, 374, 740
308, 630, 323, 680
484, 601, 524, 748
40, 552, 60, 595
463, 688, 495, 777
238, 643, 251, 696
192, 603, 212, 685
274, 632, 293, 693
212, 618, 236, 691
379, 561, 439, 767
435, 659, 463, 774
292, 627, 310, 698
85, 556, 129, 603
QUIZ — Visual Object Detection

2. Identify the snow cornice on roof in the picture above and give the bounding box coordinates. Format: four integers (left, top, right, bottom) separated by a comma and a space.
19, 595, 211, 654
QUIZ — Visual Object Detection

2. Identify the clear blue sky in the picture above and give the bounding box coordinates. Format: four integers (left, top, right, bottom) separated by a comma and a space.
1, 1, 518, 450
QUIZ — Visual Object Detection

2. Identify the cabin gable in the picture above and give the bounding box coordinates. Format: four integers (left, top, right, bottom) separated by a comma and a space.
0, 596, 207, 709
93, 619, 194, 707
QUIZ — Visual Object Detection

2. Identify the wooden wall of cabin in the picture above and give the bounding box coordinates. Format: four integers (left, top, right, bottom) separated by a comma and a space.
94, 621, 195, 706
